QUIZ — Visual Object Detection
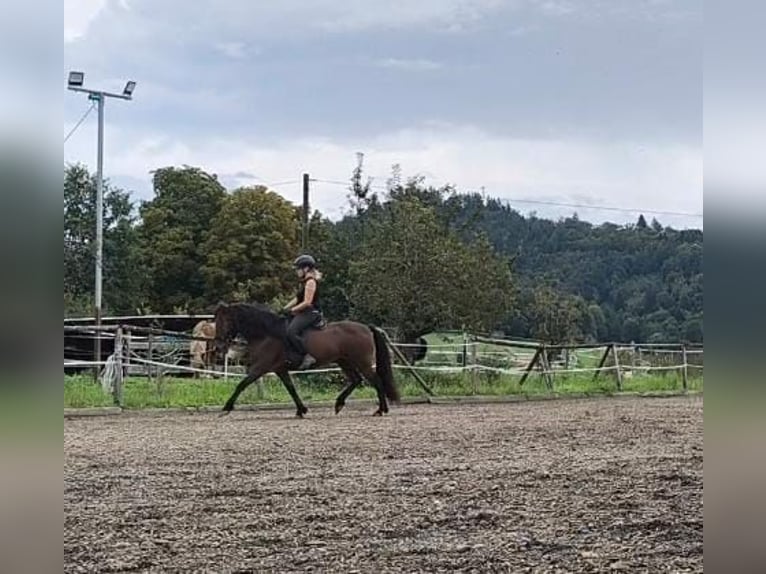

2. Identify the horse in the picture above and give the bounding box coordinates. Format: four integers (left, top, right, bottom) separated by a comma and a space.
213, 302, 399, 417
400, 336, 428, 364
190, 319, 247, 377
190, 320, 217, 377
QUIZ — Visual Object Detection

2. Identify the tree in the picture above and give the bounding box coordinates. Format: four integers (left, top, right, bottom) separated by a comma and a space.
201, 186, 299, 305
348, 196, 512, 341
64, 163, 143, 316
138, 166, 226, 312
524, 283, 589, 344
349, 152, 375, 213
682, 316, 703, 343
306, 212, 354, 321
585, 303, 608, 341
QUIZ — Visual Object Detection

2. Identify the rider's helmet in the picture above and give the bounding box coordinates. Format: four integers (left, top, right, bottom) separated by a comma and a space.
293, 254, 317, 270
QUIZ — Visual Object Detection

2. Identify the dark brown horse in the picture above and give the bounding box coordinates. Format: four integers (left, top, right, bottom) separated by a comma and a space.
213, 302, 399, 417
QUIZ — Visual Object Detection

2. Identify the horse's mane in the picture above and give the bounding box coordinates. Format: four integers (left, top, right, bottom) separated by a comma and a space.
228, 302, 286, 341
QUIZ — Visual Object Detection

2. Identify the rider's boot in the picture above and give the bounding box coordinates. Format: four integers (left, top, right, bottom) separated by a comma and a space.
298, 354, 316, 370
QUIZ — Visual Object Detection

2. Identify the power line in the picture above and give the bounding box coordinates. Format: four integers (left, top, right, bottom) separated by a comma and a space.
266, 179, 301, 187
501, 198, 703, 219
313, 178, 388, 191
312, 176, 701, 219
312, 178, 350, 186
64, 102, 96, 143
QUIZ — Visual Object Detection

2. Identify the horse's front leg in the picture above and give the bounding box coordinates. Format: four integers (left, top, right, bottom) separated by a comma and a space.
276, 370, 308, 418
221, 367, 266, 413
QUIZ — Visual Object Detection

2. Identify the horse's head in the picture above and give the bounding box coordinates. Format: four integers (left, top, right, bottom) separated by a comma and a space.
213, 302, 236, 359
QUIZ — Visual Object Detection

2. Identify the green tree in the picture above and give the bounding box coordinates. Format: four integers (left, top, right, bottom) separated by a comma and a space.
138, 166, 226, 312
349, 196, 511, 341
585, 303, 608, 341
525, 283, 589, 344
306, 212, 355, 320
682, 316, 703, 343
64, 163, 143, 316
202, 186, 299, 304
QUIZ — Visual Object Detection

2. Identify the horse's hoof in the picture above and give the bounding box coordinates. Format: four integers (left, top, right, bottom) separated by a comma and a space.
334, 402, 345, 415
219, 410, 231, 418
295, 411, 304, 419
372, 410, 383, 417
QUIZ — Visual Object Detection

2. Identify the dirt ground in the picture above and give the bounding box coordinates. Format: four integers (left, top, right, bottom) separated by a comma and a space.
65, 396, 703, 573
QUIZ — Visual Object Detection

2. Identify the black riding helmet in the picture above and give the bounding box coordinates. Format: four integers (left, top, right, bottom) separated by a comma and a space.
293, 254, 317, 269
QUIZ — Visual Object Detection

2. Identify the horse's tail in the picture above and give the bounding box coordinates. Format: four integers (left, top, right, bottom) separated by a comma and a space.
370, 326, 400, 403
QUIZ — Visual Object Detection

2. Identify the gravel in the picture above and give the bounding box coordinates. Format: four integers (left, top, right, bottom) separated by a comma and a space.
65, 396, 703, 573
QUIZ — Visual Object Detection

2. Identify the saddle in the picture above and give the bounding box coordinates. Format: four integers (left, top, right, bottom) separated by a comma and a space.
283, 311, 327, 336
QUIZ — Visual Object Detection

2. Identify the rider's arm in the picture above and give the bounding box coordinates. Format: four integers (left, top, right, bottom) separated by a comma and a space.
283, 297, 298, 311
291, 280, 316, 313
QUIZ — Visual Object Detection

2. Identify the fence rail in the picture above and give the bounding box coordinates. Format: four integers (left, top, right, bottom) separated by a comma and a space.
64, 322, 703, 407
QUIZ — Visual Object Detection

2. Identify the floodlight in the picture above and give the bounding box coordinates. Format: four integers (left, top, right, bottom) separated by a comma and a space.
68, 71, 84, 87
123, 80, 136, 97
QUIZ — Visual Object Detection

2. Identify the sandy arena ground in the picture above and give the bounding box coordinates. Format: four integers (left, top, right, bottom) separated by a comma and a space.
65, 396, 703, 573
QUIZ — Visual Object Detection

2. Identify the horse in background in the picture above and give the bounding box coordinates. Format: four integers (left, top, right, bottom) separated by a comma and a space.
405, 336, 428, 364
190, 320, 246, 377
190, 320, 217, 377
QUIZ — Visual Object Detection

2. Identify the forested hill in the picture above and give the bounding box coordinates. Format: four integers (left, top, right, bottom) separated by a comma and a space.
65, 164, 702, 344
439, 193, 703, 343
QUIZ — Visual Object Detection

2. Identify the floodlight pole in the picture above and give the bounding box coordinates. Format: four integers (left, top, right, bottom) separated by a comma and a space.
67, 82, 133, 382
95, 92, 104, 380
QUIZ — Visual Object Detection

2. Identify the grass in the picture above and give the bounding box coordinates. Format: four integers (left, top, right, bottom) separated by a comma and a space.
64, 369, 703, 410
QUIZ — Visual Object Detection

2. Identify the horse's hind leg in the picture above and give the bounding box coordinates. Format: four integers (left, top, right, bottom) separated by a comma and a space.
334, 361, 363, 415
276, 370, 308, 418
358, 364, 388, 416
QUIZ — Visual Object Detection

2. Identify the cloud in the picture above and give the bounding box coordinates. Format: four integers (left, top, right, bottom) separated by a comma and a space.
64, 0, 106, 42
64, 122, 702, 227
310, 0, 508, 32
214, 42, 249, 60
537, 0, 576, 17
63, 0, 701, 228
374, 58, 445, 71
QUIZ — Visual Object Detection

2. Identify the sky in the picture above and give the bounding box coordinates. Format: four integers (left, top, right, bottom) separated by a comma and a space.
64, 0, 702, 228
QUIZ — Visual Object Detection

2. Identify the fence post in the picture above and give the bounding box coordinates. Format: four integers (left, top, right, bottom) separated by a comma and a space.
470, 337, 478, 394
630, 341, 636, 375
519, 346, 543, 387
147, 332, 154, 383
540, 345, 554, 391
124, 328, 132, 379
681, 344, 689, 391
114, 327, 124, 407
592, 345, 611, 382
382, 330, 435, 397
611, 344, 623, 391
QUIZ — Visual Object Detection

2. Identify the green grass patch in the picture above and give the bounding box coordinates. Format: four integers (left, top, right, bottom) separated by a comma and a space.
64, 369, 702, 410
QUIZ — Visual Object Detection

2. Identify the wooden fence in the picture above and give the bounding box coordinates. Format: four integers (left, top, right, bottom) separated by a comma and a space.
64, 323, 703, 407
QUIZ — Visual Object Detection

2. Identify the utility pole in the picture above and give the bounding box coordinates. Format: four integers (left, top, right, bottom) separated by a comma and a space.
67, 71, 136, 382
302, 173, 310, 251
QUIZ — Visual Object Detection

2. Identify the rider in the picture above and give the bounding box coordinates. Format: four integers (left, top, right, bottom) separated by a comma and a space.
283, 254, 323, 369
